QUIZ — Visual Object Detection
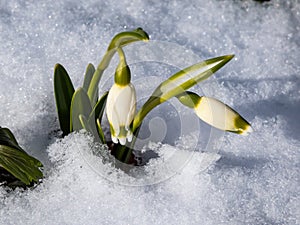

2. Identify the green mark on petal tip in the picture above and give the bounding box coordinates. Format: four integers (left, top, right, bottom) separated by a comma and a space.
233, 116, 253, 135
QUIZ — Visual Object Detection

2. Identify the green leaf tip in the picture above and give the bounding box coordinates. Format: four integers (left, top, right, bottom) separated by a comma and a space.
83, 63, 98, 106
83, 63, 96, 92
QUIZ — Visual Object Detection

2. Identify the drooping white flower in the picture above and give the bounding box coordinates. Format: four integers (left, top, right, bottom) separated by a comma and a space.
106, 83, 136, 145
195, 96, 252, 135
177, 92, 252, 135
106, 47, 136, 145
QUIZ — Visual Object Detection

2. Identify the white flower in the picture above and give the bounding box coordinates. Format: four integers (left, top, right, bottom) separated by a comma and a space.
195, 96, 253, 135
106, 83, 136, 145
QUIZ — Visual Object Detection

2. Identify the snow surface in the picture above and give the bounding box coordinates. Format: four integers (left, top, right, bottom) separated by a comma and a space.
0, 0, 299, 224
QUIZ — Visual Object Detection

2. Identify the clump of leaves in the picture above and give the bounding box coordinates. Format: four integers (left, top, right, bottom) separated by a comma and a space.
54, 28, 252, 165
0, 127, 43, 187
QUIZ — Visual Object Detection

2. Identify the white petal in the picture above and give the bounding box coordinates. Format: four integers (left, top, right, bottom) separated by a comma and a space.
107, 84, 136, 126
127, 131, 133, 142
106, 85, 121, 135
119, 137, 126, 145
111, 136, 118, 144
125, 83, 136, 128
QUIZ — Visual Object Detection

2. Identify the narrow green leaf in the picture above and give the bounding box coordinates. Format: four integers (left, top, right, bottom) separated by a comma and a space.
88, 91, 108, 124
54, 64, 75, 135
82, 63, 98, 107
87, 28, 149, 105
132, 55, 234, 131
79, 115, 105, 144
87, 67, 104, 106
85, 92, 108, 143
123, 126, 141, 163
70, 88, 92, 131
78, 114, 103, 144
83, 63, 96, 92
78, 114, 90, 131
0, 145, 43, 185
96, 118, 106, 144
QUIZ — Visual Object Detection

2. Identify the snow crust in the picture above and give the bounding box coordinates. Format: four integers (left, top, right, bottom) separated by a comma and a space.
0, 0, 299, 224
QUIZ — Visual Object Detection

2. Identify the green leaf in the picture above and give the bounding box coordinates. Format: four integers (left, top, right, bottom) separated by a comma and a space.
71, 90, 107, 143
0, 127, 23, 152
0, 128, 43, 186
79, 114, 105, 144
70, 88, 92, 131
96, 118, 106, 144
87, 28, 149, 105
83, 63, 98, 107
88, 91, 108, 125
78, 114, 91, 131
83, 63, 96, 92
132, 55, 234, 131
54, 64, 75, 135
87, 92, 108, 143
0, 145, 43, 185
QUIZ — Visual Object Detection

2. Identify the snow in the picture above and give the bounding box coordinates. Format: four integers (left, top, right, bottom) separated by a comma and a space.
0, 0, 299, 224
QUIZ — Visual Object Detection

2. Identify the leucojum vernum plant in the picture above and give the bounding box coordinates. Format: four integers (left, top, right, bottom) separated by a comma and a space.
54, 28, 252, 165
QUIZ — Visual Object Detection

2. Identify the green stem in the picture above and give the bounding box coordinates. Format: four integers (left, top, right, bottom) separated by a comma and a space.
124, 125, 141, 164
87, 28, 149, 104
87, 50, 116, 104
113, 125, 141, 164
132, 97, 160, 132
114, 144, 126, 161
